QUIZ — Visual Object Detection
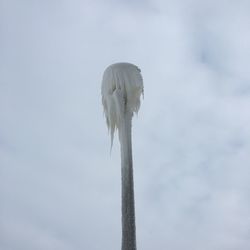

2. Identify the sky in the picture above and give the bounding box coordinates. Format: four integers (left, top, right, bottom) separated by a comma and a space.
1, 0, 250, 249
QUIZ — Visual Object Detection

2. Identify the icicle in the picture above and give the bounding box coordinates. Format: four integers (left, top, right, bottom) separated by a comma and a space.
101, 62, 144, 147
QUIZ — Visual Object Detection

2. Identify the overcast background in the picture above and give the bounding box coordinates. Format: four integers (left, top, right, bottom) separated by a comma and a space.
1, 0, 250, 249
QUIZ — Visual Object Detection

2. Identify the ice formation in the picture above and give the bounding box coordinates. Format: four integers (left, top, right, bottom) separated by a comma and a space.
101, 62, 144, 145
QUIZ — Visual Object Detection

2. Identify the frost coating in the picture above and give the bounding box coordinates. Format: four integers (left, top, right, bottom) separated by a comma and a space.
101, 63, 144, 145
101, 62, 143, 250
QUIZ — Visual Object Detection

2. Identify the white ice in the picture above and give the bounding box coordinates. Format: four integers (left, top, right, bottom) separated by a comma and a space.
101, 62, 144, 146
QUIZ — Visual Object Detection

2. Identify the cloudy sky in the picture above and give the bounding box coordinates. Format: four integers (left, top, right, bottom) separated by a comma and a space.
1, 0, 250, 249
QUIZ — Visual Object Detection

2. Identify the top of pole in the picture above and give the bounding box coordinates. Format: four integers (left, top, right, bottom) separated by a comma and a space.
101, 62, 144, 146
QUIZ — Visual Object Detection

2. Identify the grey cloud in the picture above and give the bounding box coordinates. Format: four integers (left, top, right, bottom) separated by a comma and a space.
1, 0, 250, 249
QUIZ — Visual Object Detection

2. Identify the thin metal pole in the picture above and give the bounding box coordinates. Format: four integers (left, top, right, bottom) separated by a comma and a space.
120, 110, 137, 250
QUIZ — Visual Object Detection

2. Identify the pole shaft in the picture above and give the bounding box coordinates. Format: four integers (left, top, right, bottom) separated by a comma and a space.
120, 111, 137, 250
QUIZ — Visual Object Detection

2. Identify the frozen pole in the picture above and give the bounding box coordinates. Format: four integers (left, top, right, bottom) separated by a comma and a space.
101, 63, 143, 250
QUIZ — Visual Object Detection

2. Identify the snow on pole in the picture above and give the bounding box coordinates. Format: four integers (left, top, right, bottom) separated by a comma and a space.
101, 62, 144, 147
101, 63, 143, 250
